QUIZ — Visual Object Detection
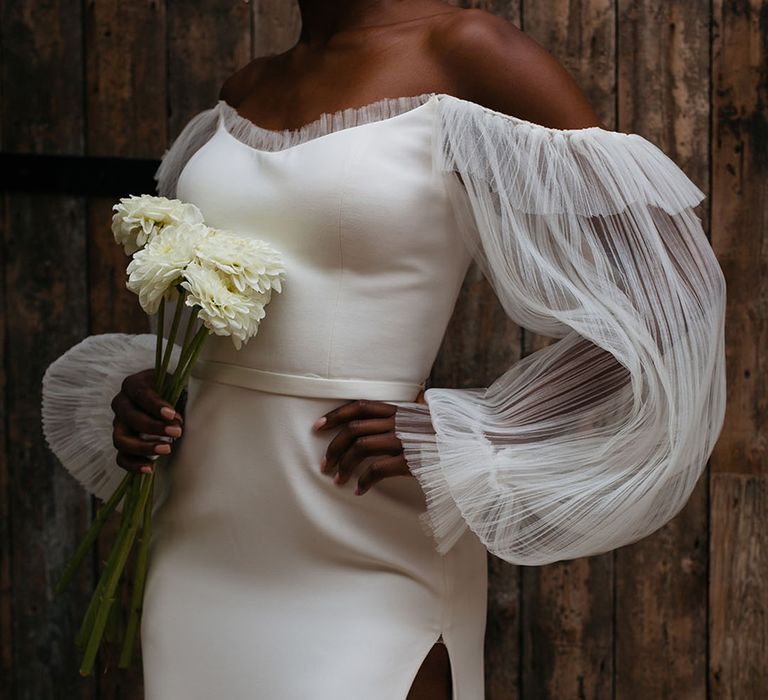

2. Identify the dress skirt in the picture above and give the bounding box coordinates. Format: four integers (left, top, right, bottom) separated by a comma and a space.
140, 369, 488, 700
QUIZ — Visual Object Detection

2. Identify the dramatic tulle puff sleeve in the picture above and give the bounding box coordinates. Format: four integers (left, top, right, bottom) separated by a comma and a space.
40, 334, 182, 503
393, 95, 727, 566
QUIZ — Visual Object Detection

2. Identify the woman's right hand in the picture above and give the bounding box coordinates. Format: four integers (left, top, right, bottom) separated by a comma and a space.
111, 368, 184, 475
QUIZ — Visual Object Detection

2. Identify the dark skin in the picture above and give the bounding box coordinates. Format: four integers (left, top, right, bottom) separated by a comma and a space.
111, 1, 604, 696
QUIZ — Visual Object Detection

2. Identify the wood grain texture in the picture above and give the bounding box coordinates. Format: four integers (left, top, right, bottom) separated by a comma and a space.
614, 1, 711, 698
1, 0, 94, 697
709, 2, 767, 694
86, 0, 164, 339
710, 0, 768, 477
167, 0, 252, 135
710, 474, 768, 698
0, 118, 11, 700
84, 1, 168, 696
522, 557, 613, 700
253, 0, 301, 56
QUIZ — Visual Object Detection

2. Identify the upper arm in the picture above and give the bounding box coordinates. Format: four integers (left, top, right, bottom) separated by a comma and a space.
431, 9, 607, 130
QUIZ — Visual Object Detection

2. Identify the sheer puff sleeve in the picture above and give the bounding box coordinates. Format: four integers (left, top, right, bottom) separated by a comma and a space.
41, 334, 182, 504
393, 94, 727, 565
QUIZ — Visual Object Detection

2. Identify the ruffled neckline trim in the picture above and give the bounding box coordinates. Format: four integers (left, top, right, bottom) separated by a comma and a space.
216, 92, 437, 153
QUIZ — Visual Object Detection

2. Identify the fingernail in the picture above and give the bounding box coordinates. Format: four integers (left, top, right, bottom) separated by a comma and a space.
155, 443, 171, 454
312, 416, 326, 430
320, 456, 327, 473
354, 486, 363, 496
140, 465, 153, 474
161, 407, 176, 420
334, 472, 343, 485
165, 425, 182, 437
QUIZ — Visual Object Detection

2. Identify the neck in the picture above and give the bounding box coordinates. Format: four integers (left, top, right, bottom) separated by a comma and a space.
297, 0, 401, 46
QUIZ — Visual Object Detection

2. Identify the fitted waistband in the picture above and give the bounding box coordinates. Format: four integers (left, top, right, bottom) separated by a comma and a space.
190, 358, 425, 401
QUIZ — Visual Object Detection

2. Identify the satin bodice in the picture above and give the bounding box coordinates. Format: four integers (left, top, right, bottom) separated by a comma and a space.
175, 94, 472, 394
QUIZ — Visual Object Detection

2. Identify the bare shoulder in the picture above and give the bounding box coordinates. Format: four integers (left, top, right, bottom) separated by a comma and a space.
430, 8, 606, 129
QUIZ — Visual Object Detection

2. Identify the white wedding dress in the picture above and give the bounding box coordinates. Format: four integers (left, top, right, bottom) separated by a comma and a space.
41, 91, 726, 699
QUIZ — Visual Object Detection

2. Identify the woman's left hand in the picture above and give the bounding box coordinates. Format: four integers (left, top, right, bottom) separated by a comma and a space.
313, 389, 426, 496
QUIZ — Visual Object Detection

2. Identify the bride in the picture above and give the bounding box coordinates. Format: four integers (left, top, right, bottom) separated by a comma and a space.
44, 1, 726, 698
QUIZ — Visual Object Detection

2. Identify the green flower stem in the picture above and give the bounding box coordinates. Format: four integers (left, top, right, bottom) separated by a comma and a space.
160, 311, 198, 404
64, 296, 207, 673
79, 472, 154, 677
55, 471, 132, 594
179, 303, 200, 357
155, 296, 165, 385
167, 326, 209, 406
104, 587, 122, 643
157, 287, 186, 395
118, 474, 155, 668
75, 475, 140, 649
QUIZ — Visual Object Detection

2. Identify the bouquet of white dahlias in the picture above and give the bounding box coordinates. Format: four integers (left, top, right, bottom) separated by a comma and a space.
54, 194, 285, 676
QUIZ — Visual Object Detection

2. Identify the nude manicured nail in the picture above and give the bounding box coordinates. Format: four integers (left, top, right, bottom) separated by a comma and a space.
155, 443, 171, 454
312, 417, 326, 430
160, 406, 176, 420
165, 425, 182, 437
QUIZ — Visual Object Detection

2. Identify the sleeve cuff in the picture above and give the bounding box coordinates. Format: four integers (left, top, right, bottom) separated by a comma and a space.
41, 333, 181, 507
393, 400, 469, 555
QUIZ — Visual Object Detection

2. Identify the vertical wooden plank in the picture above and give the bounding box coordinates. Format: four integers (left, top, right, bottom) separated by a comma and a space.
0, 31, 10, 688
614, 482, 709, 700
520, 1, 616, 697
1, 1, 93, 696
0, 95, 11, 700
521, 560, 613, 699
614, 1, 711, 698
710, 0, 768, 695
710, 0, 767, 475
85, 0, 167, 336
167, 0, 252, 133
83, 1, 168, 696
252, 0, 300, 56
710, 475, 768, 697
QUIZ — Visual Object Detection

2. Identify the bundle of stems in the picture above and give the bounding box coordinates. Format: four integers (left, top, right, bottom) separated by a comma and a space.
54, 286, 208, 676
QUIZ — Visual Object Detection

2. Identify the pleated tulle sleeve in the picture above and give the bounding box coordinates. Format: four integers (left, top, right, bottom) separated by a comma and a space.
41, 334, 182, 503
393, 95, 727, 565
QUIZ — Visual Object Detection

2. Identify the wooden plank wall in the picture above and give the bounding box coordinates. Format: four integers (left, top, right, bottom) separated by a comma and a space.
1, 1, 764, 698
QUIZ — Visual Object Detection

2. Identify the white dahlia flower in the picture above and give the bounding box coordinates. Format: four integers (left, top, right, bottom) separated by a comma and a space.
112, 194, 204, 255
126, 222, 210, 314
194, 228, 286, 294
180, 260, 270, 350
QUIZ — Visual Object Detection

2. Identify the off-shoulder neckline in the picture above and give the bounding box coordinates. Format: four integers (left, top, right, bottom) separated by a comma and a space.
214, 91, 617, 153
216, 92, 439, 153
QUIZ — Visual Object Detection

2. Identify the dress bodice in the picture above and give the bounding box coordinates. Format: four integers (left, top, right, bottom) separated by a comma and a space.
175, 93, 473, 396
